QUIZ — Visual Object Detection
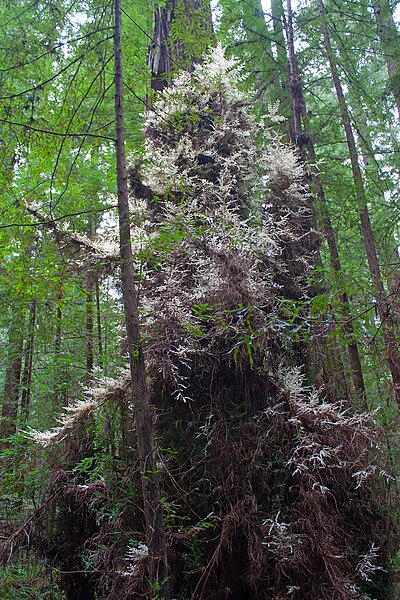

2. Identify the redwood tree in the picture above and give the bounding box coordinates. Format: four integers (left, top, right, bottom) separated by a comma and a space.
114, 0, 169, 595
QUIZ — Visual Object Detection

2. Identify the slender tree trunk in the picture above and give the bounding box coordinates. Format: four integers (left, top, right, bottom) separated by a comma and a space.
20, 300, 36, 422
86, 272, 94, 377
114, 1, 170, 596
53, 283, 65, 407
353, 116, 400, 321
232, 0, 278, 109
0, 308, 25, 440
284, 0, 306, 155
283, 0, 366, 402
85, 224, 95, 377
55, 284, 63, 357
373, 0, 400, 119
308, 138, 366, 402
95, 278, 103, 370
319, 0, 400, 409
271, 0, 291, 122
388, 247, 400, 322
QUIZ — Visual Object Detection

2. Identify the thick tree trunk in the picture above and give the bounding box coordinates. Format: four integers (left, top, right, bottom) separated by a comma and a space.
114, 1, 170, 596
284, 0, 366, 403
319, 0, 400, 409
148, 0, 176, 92
20, 300, 36, 422
148, 0, 213, 92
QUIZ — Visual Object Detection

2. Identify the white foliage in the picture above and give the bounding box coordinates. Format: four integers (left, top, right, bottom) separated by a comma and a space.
352, 465, 394, 489
27, 371, 131, 446
27, 398, 98, 447
261, 512, 305, 560
120, 542, 148, 577
126, 45, 311, 391
356, 543, 385, 582
67, 230, 119, 260
266, 145, 305, 184
271, 366, 382, 496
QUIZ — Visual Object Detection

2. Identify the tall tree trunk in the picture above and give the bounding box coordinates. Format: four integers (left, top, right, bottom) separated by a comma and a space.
148, 0, 213, 92
284, 0, 306, 154
20, 300, 36, 423
86, 272, 94, 377
271, 0, 291, 123
95, 278, 103, 371
55, 284, 63, 358
0, 308, 25, 441
388, 247, 400, 322
318, 0, 400, 409
114, 1, 170, 596
85, 225, 95, 377
353, 116, 400, 323
148, 0, 176, 92
53, 282, 66, 407
283, 0, 366, 402
373, 0, 400, 119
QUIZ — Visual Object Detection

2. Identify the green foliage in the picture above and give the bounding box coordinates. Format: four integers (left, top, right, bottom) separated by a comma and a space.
0, 563, 63, 599
0, 433, 44, 501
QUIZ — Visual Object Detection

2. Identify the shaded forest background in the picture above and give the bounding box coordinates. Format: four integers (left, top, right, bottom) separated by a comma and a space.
0, 0, 399, 598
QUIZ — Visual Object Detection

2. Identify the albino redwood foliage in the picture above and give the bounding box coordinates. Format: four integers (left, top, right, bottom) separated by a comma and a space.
23, 47, 393, 600
128, 46, 315, 402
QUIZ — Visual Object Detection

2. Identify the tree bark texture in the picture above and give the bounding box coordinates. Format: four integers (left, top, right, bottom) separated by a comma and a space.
147, 0, 214, 92
148, 0, 176, 92
319, 0, 400, 409
114, 1, 170, 596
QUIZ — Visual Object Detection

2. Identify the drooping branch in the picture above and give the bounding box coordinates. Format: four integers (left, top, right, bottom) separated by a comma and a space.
28, 371, 131, 447
26, 206, 119, 266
